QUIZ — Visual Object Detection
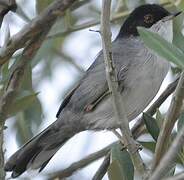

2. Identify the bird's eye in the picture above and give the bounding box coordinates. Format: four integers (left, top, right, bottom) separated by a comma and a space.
144, 14, 154, 24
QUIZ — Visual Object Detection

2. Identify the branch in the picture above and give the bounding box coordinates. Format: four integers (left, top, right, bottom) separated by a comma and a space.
152, 72, 184, 171
0, 0, 77, 66
92, 153, 110, 180
149, 112, 184, 179
0, 0, 77, 179
48, 142, 114, 179
165, 172, 184, 180
47, 1, 172, 39
100, 0, 146, 176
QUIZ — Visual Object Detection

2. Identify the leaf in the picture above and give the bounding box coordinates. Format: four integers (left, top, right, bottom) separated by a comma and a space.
7, 91, 39, 117
138, 27, 184, 69
108, 144, 134, 180
173, 14, 184, 54
15, 112, 33, 145
155, 109, 164, 128
139, 141, 156, 153
143, 113, 160, 141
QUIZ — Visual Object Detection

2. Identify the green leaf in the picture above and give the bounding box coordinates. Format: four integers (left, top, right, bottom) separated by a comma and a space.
15, 112, 33, 145
108, 144, 134, 180
7, 91, 39, 117
143, 113, 160, 141
14, 93, 43, 146
139, 141, 156, 153
138, 27, 184, 69
173, 15, 184, 53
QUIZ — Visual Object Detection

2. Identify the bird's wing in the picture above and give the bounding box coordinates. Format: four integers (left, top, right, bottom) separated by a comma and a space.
56, 37, 142, 115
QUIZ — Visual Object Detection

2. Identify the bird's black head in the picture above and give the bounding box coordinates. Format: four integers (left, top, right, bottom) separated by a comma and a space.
118, 4, 170, 37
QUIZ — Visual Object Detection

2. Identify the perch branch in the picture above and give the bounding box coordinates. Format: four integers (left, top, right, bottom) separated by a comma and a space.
100, 0, 146, 175
92, 153, 110, 180
48, 142, 114, 179
0, 0, 77, 179
0, 0, 77, 66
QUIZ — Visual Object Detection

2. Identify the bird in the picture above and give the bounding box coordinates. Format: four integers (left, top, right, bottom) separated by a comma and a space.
5, 4, 181, 178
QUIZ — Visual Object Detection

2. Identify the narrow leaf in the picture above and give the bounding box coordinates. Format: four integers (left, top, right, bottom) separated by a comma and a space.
143, 113, 160, 141
138, 27, 184, 69
108, 144, 134, 180
139, 141, 156, 153
7, 91, 39, 117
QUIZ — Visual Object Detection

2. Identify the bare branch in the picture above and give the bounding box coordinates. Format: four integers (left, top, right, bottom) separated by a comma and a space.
47, 1, 173, 40
152, 72, 184, 171
48, 142, 114, 179
100, 0, 146, 176
0, 0, 78, 178
0, 0, 77, 66
165, 172, 184, 180
92, 153, 110, 180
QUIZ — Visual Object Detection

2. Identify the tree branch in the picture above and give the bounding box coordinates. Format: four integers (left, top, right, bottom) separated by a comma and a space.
165, 172, 184, 180
0, 0, 77, 66
100, 0, 146, 176
0, 1, 77, 179
48, 142, 114, 179
92, 153, 110, 180
47, 1, 172, 40
152, 72, 184, 171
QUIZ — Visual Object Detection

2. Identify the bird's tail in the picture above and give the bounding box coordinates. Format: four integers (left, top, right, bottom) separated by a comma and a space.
4, 121, 77, 178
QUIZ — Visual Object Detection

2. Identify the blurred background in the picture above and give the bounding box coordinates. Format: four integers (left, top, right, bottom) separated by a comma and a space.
1, 0, 184, 179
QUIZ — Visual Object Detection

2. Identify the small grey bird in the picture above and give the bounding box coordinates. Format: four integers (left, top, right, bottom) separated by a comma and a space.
5, 4, 181, 178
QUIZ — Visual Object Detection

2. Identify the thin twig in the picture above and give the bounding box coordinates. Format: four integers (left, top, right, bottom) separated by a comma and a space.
48, 142, 115, 179
47, 1, 173, 40
92, 153, 110, 180
100, 0, 146, 176
0, 1, 77, 178
152, 72, 184, 171
149, 114, 184, 179
165, 172, 184, 180
0, 0, 78, 66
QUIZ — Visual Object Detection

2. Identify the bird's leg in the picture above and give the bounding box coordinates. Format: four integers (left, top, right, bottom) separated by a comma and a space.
84, 91, 111, 112
112, 129, 142, 153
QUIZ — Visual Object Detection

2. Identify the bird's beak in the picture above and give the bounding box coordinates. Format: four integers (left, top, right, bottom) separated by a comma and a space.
172, 11, 182, 17
162, 11, 182, 22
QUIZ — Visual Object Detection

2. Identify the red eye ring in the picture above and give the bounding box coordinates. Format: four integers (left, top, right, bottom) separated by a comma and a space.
144, 14, 154, 23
